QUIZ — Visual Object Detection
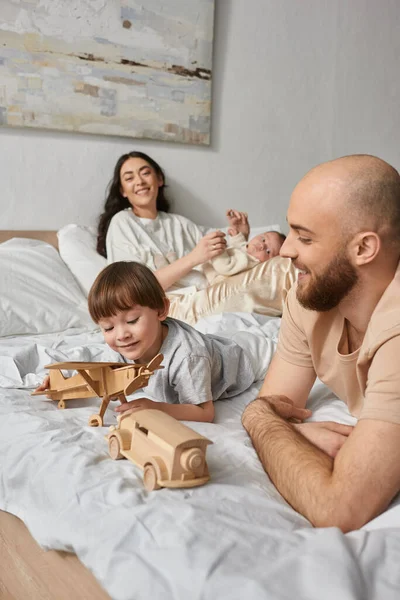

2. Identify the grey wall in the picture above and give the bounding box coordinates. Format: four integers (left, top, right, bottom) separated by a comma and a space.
1, 0, 399, 234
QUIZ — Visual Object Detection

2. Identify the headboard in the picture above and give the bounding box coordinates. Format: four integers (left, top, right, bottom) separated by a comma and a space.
0, 231, 58, 249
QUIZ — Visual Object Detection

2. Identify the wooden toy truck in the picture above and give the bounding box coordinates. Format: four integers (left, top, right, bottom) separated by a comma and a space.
106, 409, 213, 491
32, 354, 163, 427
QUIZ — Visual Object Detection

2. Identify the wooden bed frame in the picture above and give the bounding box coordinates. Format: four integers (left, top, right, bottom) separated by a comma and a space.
0, 230, 58, 248
0, 230, 110, 599
0, 511, 110, 599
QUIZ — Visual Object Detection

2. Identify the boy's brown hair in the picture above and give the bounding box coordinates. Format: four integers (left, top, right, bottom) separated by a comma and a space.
88, 261, 167, 323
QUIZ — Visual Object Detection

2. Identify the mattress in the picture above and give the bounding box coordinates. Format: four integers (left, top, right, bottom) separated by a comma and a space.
1, 312, 400, 599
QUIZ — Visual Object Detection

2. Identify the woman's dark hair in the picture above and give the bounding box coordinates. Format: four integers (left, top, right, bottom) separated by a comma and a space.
96, 152, 171, 257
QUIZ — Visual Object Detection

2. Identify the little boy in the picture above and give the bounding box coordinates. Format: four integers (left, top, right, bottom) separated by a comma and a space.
35, 261, 270, 422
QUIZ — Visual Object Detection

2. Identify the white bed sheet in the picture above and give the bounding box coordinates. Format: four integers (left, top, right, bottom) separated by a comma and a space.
1, 313, 400, 600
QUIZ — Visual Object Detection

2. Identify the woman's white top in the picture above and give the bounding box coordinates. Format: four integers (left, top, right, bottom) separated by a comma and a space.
106, 209, 212, 290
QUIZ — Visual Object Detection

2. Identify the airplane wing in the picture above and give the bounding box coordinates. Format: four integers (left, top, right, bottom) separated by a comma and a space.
31, 389, 59, 396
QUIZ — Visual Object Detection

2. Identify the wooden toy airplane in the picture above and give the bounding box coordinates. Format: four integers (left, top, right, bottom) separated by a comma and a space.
32, 354, 164, 427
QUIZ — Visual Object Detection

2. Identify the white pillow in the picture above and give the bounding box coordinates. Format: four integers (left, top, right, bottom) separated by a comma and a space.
0, 238, 94, 337
58, 224, 106, 296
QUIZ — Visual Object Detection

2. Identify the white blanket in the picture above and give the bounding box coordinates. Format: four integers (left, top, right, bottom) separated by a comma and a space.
1, 313, 400, 600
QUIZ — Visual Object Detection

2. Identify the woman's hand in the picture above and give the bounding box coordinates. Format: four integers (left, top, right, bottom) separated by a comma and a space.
226, 209, 250, 240
189, 230, 227, 266
154, 231, 226, 290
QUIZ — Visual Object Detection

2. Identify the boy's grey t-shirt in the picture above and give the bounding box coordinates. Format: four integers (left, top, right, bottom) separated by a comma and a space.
124, 317, 256, 405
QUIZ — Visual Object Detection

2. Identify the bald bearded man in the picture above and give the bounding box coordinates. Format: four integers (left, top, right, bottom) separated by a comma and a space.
242, 154, 400, 532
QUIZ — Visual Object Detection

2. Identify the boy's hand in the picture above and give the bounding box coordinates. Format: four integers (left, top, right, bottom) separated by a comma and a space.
115, 397, 160, 414
34, 375, 52, 398
226, 209, 250, 240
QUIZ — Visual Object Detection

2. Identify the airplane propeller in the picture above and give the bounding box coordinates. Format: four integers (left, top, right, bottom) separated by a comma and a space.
146, 353, 164, 372
123, 354, 164, 396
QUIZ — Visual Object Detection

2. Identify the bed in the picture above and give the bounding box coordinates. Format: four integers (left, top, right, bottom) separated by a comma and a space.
1, 230, 400, 600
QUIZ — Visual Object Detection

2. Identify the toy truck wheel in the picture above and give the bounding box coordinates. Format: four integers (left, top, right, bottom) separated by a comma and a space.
143, 464, 161, 492
58, 400, 66, 409
88, 414, 103, 427
108, 436, 123, 460
180, 448, 204, 473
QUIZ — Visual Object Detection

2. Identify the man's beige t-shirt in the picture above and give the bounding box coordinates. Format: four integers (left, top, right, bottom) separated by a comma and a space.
277, 262, 400, 424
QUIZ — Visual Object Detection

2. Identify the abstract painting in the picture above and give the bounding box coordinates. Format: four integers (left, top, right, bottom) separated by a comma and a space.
0, 0, 214, 144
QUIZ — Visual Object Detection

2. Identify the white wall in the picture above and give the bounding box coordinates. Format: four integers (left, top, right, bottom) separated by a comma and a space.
1, 0, 400, 233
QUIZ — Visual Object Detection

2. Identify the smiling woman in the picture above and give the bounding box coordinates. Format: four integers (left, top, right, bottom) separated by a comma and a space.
97, 151, 229, 293
96, 151, 296, 325
119, 157, 164, 219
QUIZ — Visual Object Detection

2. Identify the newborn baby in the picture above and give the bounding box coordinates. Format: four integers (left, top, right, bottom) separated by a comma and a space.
245, 230, 286, 262
201, 225, 286, 284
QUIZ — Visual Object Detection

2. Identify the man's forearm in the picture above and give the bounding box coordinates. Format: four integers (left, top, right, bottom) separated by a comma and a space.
242, 399, 337, 526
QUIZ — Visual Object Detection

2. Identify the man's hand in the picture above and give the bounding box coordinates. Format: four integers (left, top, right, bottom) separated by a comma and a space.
242, 395, 312, 431
115, 397, 159, 415
293, 422, 354, 458
226, 209, 250, 240
243, 396, 353, 458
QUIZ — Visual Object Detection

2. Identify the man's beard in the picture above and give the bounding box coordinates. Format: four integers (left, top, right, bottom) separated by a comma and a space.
296, 250, 358, 312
